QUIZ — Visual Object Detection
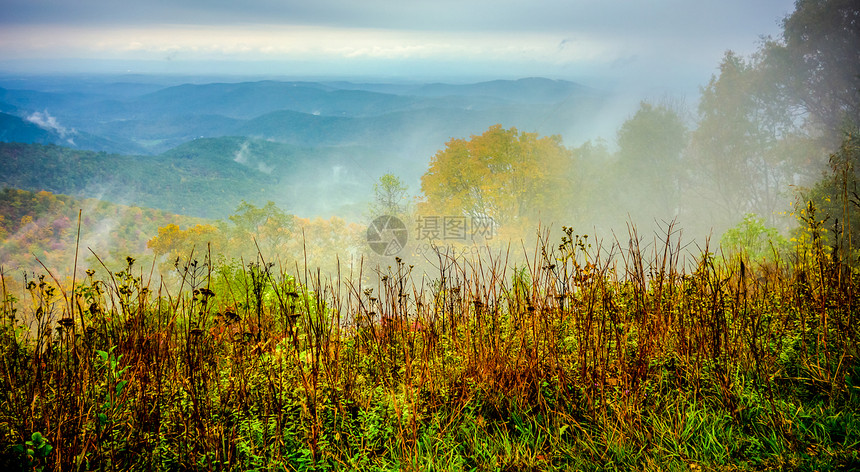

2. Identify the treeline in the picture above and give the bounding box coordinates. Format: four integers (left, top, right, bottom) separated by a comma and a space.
0, 188, 203, 276
0, 188, 365, 285
417, 0, 859, 244
145, 200, 363, 277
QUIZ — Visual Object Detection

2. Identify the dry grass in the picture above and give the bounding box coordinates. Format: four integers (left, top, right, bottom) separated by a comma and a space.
0, 220, 858, 471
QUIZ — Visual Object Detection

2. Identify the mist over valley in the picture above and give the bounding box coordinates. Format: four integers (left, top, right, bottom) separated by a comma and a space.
0, 76, 610, 221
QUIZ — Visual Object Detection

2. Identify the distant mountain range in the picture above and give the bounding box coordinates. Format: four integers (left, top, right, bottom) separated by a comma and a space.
0, 76, 609, 219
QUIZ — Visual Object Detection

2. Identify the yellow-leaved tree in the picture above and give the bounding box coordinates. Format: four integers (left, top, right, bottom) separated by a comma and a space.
418, 124, 576, 240
147, 223, 223, 268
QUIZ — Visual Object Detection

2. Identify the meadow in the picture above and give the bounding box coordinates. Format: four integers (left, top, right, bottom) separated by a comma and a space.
0, 210, 857, 471
1, 1, 858, 469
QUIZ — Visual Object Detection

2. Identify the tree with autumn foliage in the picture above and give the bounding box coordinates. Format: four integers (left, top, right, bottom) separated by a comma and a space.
225, 200, 294, 258
147, 223, 223, 269
418, 125, 576, 239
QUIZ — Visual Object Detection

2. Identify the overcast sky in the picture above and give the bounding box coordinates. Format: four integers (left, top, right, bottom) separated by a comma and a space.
0, 0, 797, 88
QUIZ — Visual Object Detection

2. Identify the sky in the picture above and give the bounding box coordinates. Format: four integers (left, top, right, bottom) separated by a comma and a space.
0, 0, 797, 89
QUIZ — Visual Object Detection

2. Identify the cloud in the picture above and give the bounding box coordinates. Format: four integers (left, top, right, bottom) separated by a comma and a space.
233, 140, 274, 174
0, 24, 615, 65
0, 1, 796, 38
0, 0, 794, 63
0, 1, 797, 87
233, 141, 250, 164
26, 110, 76, 144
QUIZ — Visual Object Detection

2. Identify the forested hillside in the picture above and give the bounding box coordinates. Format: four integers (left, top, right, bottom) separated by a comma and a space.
0, 142, 276, 218
0, 187, 202, 276
0, 187, 363, 280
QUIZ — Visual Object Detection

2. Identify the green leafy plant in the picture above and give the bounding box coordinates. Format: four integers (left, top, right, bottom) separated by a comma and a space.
720, 213, 788, 263
10, 432, 53, 472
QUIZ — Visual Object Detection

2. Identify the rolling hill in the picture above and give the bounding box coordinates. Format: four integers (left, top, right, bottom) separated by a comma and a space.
0, 75, 610, 218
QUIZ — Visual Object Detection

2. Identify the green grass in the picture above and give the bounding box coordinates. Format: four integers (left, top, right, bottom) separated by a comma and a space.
0, 222, 858, 471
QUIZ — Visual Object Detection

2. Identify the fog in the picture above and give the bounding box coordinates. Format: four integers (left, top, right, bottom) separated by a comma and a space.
2, 0, 857, 285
